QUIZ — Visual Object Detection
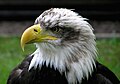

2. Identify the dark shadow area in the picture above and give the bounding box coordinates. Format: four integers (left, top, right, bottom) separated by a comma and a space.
0, 0, 120, 21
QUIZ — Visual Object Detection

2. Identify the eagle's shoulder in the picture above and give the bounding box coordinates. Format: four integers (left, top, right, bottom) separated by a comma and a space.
81, 61, 120, 84
7, 55, 68, 84
7, 55, 33, 84
95, 62, 120, 84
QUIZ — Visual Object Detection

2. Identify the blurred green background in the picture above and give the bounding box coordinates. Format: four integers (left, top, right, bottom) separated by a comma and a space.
0, 37, 120, 84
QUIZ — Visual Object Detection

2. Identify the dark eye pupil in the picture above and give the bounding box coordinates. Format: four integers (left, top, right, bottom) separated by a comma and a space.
54, 28, 58, 31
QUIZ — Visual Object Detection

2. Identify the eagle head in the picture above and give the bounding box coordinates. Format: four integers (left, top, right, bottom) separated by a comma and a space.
21, 8, 97, 83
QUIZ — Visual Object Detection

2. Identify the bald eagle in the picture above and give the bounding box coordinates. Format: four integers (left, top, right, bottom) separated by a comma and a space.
7, 8, 119, 84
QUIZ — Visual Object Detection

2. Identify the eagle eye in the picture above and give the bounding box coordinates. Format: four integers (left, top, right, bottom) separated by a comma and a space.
50, 27, 61, 33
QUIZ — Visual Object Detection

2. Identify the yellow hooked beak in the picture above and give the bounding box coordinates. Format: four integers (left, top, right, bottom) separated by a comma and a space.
21, 24, 58, 51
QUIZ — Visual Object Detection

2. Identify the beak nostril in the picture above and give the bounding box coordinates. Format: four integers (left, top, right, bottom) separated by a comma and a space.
34, 29, 38, 32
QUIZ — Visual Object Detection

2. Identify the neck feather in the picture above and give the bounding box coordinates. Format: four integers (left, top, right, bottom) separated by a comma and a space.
28, 39, 97, 84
